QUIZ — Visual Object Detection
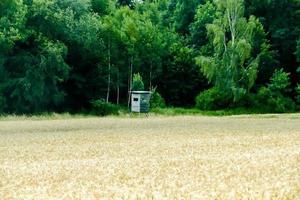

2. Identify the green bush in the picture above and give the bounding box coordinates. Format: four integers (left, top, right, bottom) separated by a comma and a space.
268, 68, 291, 94
132, 73, 144, 91
0, 98, 5, 113
195, 87, 231, 110
296, 84, 300, 105
234, 93, 260, 109
267, 69, 295, 112
90, 99, 120, 116
268, 96, 295, 113
150, 91, 166, 108
256, 86, 271, 105
256, 87, 295, 112
254, 69, 296, 113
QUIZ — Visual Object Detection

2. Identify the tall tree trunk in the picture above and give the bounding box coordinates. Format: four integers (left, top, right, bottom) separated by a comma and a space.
127, 60, 130, 108
149, 60, 153, 90
127, 55, 133, 108
130, 55, 133, 90
106, 39, 111, 103
116, 67, 120, 105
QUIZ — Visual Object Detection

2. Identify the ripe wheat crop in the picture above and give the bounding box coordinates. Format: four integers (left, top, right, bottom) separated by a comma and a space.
0, 115, 300, 199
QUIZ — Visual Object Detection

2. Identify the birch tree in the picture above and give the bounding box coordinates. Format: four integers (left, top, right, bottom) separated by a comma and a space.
196, 0, 266, 102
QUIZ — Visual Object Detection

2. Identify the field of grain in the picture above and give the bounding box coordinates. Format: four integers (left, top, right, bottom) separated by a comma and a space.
0, 115, 300, 199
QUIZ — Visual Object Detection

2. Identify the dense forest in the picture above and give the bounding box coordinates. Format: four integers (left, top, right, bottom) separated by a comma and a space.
1, 0, 300, 114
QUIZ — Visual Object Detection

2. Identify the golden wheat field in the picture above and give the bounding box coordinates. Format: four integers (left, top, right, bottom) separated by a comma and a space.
0, 115, 300, 200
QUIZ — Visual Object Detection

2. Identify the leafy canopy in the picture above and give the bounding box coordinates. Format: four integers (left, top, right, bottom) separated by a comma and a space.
196, 0, 266, 102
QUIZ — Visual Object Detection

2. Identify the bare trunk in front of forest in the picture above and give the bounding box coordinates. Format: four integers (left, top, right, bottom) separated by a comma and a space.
127, 55, 133, 108
116, 67, 120, 105
106, 39, 111, 103
149, 60, 153, 90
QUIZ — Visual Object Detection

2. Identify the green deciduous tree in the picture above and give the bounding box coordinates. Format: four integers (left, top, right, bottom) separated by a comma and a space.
5, 36, 69, 113
132, 73, 144, 91
170, 0, 200, 35
117, 0, 135, 9
196, 0, 269, 103
296, 38, 300, 74
160, 39, 206, 106
0, 0, 27, 112
245, 0, 300, 85
296, 84, 300, 105
1, 0, 70, 113
189, 1, 217, 49
1, 0, 299, 114
257, 69, 296, 112
91, 0, 113, 15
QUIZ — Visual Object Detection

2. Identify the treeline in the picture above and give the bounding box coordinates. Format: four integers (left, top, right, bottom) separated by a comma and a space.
0, 0, 300, 114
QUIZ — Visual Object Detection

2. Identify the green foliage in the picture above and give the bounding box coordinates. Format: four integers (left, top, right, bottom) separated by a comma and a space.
245, 0, 300, 85
54, 0, 91, 16
196, 0, 268, 103
195, 87, 231, 110
132, 73, 144, 91
296, 40, 300, 106
189, 1, 217, 48
296, 84, 300, 105
0, 93, 6, 113
0, 0, 299, 114
150, 88, 166, 108
268, 69, 291, 94
0, 0, 27, 54
256, 87, 295, 113
117, 0, 135, 9
169, 0, 201, 35
160, 41, 206, 106
255, 69, 296, 113
5, 36, 69, 113
268, 96, 295, 113
90, 99, 120, 116
297, 39, 300, 73
0, 1, 71, 113
91, 0, 112, 15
